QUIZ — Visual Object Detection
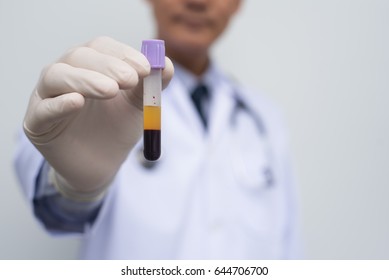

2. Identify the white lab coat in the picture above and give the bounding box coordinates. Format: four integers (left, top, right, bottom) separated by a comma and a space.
14, 63, 301, 259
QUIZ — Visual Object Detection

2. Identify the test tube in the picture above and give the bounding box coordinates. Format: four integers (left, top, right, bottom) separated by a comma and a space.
141, 40, 165, 161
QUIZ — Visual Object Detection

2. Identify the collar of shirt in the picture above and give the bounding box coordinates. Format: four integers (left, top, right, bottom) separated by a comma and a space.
172, 61, 221, 97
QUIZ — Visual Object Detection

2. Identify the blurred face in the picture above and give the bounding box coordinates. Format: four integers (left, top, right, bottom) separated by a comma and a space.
148, 0, 241, 55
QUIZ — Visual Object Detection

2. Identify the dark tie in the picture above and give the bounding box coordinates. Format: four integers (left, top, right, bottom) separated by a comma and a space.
191, 84, 210, 129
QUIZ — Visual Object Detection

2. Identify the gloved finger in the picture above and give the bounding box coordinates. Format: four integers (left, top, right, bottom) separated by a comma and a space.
162, 57, 174, 90
85, 36, 151, 78
59, 46, 141, 90
24, 92, 85, 138
38, 63, 119, 99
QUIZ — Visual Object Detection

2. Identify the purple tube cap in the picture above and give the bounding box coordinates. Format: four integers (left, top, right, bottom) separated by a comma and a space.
141, 39, 165, 69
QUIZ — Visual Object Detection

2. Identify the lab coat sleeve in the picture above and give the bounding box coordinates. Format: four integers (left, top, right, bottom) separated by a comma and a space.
247, 87, 304, 259
272, 110, 304, 259
281, 147, 304, 259
14, 131, 105, 235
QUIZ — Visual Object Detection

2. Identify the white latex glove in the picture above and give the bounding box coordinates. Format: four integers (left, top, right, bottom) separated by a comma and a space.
24, 36, 174, 201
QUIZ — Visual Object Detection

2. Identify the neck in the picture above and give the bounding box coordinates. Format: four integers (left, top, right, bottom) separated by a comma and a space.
166, 48, 209, 77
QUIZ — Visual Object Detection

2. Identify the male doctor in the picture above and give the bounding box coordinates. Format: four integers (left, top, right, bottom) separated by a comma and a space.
15, 0, 301, 259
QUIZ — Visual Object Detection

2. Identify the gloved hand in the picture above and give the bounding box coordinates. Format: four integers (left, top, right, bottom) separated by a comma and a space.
24, 36, 174, 201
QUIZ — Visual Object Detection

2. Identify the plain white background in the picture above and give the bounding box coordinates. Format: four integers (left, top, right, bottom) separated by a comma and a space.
1, 0, 388, 259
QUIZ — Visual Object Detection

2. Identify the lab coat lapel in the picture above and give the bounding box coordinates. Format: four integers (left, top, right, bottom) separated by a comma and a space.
163, 77, 207, 139
208, 78, 236, 145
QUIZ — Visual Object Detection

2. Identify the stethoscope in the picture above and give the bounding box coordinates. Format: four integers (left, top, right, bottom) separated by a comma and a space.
137, 86, 275, 190
229, 92, 275, 190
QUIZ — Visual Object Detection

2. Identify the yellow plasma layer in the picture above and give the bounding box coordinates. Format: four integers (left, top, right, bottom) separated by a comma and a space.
144, 106, 161, 130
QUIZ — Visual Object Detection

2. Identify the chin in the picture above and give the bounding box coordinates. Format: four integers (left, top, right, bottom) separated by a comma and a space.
167, 36, 212, 54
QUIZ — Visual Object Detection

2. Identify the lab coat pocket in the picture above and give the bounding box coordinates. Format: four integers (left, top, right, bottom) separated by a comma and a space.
229, 122, 274, 192
228, 126, 281, 236
232, 159, 281, 243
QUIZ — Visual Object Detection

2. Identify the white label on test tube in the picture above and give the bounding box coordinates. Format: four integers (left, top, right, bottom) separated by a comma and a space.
144, 69, 162, 107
